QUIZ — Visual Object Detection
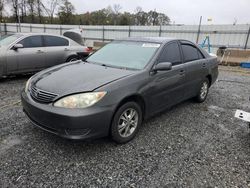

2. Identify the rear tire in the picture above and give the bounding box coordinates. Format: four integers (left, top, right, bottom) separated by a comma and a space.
111, 102, 142, 144
195, 78, 209, 103
66, 55, 79, 62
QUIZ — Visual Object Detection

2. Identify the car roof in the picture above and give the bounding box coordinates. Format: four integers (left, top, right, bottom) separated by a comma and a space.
17, 33, 63, 37
115, 37, 177, 44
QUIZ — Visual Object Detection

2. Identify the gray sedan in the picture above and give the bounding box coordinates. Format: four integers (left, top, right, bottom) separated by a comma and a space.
0, 33, 90, 77
22, 37, 218, 143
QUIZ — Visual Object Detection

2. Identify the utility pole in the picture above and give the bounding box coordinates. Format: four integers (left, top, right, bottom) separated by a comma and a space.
196, 16, 202, 44
0, 20, 2, 37
244, 26, 250, 49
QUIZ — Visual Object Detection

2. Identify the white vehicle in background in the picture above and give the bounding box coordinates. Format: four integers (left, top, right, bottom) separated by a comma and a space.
0, 31, 91, 78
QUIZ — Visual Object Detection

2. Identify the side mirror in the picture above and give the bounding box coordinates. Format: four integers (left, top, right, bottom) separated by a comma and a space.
153, 62, 172, 72
12, 43, 23, 50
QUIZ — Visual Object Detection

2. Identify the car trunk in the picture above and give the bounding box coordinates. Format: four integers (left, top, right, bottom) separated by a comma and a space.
63, 29, 84, 46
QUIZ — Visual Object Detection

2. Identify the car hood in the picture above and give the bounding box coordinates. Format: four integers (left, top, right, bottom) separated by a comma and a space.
0, 45, 7, 51
0, 46, 7, 58
32, 61, 135, 96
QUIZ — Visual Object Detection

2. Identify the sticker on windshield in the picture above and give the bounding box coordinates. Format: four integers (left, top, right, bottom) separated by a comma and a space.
142, 43, 160, 48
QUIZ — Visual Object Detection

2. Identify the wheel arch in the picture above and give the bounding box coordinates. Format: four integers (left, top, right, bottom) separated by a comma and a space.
66, 54, 79, 62
206, 74, 212, 87
108, 93, 146, 137
109, 94, 146, 134
115, 94, 146, 118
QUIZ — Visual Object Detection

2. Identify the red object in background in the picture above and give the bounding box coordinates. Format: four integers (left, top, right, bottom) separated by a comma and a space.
86, 47, 93, 53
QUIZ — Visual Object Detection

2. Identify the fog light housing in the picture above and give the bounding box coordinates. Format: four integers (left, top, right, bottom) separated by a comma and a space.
65, 128, 90, 136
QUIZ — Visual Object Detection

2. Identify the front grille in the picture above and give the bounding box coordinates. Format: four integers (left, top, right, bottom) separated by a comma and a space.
30, 85, 58, 103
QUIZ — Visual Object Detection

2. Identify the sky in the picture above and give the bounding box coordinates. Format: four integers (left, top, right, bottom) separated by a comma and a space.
69, 0, 250, 25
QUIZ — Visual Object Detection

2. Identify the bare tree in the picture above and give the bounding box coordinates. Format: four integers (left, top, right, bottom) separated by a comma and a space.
9, 0, 28, 23
0, 0, 4, 21
113, 4, 122, 25
58, 0, 75, 24
10, 0, 19, 23
36, 0, 43, 23
135, 6, 142, 13
43, 0, 61, 24
148, 10, 158, 25
20, 0, 27, 22
134, 7, 148, 26
134, 6, 142, 25
113, 4, 122, 15
27, 0, 35, 23
233, 18, 237, 25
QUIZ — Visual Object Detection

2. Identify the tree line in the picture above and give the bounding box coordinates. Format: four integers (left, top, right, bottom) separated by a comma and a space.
0, 0, 171, 25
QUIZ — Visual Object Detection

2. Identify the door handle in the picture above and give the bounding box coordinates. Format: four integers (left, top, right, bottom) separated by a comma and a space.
36, 50, 44, 54
64, 48, 70, 51
202, 63, 206, 67
179, 69, 185, 75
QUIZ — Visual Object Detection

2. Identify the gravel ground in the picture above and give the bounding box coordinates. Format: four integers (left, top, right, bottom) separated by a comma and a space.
0, 66, 250, 188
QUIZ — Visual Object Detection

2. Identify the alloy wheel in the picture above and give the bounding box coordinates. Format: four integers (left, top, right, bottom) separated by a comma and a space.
118, 108, 139, 138
200, 81, 208, 99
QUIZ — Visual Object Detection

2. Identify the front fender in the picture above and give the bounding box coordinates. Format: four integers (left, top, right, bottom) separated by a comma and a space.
0, 54, 6, 77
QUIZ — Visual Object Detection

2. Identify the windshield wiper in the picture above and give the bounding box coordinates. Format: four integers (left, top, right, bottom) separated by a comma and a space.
84, 61, 136, 70
83, 59, 91, 64
101, 63, 124, 69
101, 63, 108, 67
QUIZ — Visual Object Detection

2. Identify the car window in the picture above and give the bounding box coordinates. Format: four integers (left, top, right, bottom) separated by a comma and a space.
19, 36, 43, 48
44, 36, 69, 47
158, 42, 182, 66
197, 49, 205, 59
0, 34, 23, 47
181, 44, 204, 62
87, 41, 160, 70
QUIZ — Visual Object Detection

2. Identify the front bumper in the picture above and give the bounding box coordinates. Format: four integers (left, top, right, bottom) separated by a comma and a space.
21, 91, 115, 140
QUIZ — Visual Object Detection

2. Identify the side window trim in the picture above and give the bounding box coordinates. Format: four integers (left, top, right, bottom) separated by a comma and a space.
177, 40, 184, 64
197, 48, 205, 59
63, 37, 70, 46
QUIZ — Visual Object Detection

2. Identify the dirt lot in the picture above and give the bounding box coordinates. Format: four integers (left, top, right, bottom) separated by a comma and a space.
0, 66, 250, 188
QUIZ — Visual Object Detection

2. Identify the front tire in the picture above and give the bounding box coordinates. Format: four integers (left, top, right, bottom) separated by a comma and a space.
111, 102, 142, 144
196, 78, 209, 103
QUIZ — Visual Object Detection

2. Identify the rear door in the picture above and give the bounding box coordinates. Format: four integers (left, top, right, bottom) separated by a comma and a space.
6, 35, 46, 73
43, 35, 69, 67
148, 41, 186, 114
180, 41, 208, 98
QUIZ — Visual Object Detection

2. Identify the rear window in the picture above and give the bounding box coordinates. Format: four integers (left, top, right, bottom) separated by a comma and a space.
44, 36, 69, 47
181, 44, 204, 62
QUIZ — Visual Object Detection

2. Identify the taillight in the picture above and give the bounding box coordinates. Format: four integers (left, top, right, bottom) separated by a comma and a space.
85, 47, 92, 53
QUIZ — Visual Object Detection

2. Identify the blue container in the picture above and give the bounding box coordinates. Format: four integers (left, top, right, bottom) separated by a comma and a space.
240, 62, 250, 68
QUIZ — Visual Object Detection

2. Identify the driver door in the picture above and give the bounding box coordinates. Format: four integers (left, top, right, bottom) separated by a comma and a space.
6, 35, 46, 73
147, 41, 186, 114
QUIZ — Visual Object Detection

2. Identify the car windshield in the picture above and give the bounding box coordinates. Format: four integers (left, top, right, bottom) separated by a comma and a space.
86, 41, 161, 70
0, 34, 22, 47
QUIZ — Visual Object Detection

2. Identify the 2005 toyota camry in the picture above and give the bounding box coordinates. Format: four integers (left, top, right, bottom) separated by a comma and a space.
21, 37, 218, 143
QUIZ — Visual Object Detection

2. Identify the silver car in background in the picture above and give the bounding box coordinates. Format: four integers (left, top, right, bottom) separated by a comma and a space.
0, 32, 90, 77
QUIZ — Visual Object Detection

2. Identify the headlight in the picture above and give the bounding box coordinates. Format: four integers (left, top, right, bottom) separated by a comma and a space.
25, 77, 32, 93
53, 92, 107, 109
